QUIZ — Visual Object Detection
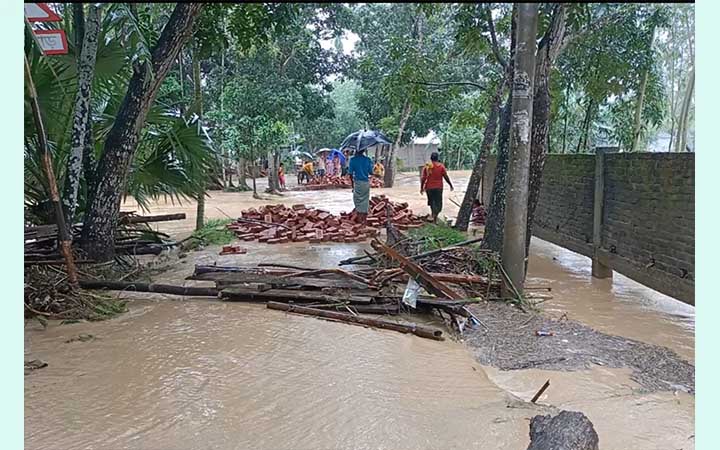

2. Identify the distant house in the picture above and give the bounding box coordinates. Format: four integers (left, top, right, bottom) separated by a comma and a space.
395, 131, 441, 170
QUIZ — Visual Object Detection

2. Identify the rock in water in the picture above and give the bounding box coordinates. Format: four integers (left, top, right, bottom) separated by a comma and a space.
527, 410, 599, 450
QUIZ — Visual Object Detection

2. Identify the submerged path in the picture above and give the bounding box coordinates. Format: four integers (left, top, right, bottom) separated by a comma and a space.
25, 171, 694, 449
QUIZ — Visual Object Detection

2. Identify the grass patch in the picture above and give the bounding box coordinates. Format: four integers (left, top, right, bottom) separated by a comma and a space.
182, 218, 235, 250
408, 222, 468, 251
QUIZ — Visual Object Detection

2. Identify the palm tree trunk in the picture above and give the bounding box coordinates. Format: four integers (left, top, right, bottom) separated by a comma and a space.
219, 46, 226, 188
63, 4, 101, 227
192, 44, 205, 231
81, 3, 204, 261
454, 79, 505, 231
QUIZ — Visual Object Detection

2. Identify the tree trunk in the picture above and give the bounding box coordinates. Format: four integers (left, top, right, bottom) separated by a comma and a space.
192, 44, 205, 231
81, 3, 204, 261
630, 69, 649, 152
630, 24, 656, 153
525, 4, 567, 260
238, 157, 250, 190
178, 49, 185, 116
219, 47, 226, 188
454, 79, 505, 231
385, 101, 412, 188
675, 65, 694, 153
576, 100, 595, 153
482, 5, 518, 252
266, 150, 280, 193
501, 2, 538, 296
667, 20, 676, 152
63, 4, 101, 227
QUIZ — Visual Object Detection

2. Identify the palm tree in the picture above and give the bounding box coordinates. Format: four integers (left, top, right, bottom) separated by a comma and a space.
24, 4, 216, 227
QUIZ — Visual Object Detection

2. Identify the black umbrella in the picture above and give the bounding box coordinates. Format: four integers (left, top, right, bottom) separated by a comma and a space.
339, 129, 392, 153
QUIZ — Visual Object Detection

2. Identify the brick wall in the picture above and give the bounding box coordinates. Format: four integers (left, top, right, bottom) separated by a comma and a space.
480, 153, 694, 304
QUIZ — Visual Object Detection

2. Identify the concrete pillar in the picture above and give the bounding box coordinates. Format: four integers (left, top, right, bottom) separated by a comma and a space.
592, 148, 613, 279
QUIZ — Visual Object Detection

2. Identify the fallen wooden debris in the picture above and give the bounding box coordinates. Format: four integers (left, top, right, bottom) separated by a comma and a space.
79, 280, 219, 297
339, 235, 486, 266
221, 287, 374, 304
527, 410, 599, 450
266, 301, 444, 341
280, 268, 375, 287
530, 379, 551, 403
25, 258, 96, 266
308, 302, 400, 315
188, 271, 370, 290
371, 239, 463, 300
119, 213, 187, 224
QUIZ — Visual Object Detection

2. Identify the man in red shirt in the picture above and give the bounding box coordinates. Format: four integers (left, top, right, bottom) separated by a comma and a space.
421, 152, 454, 223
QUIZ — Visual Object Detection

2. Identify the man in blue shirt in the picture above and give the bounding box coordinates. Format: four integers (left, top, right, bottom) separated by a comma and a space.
348, 148, 374, 224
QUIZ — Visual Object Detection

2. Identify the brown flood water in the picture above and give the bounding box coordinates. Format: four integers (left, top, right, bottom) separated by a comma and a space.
25, 171, 694, 449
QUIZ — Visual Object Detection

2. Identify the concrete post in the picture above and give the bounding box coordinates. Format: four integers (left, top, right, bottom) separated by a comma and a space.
501, 3, 539, 297
592, 148, 613, 278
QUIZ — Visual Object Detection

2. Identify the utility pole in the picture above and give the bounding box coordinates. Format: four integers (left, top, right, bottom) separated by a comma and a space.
501, 3, 538, 297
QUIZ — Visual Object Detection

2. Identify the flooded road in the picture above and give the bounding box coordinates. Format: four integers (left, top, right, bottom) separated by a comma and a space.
25, 171, 694, 449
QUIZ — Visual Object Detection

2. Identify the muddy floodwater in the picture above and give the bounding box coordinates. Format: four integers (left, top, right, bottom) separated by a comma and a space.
25, 171, 694, 449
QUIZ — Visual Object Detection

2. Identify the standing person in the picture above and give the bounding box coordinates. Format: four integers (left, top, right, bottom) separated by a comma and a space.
278, 162, 286, 190
373, 159, 385, 179
342, 150, 350, 176
325, 154, 335, 177
348, 148, 374, 224
420, 152, 454, 223
317, 156, 326, 180
333, 155, 342, 178
302, 159, 314, 184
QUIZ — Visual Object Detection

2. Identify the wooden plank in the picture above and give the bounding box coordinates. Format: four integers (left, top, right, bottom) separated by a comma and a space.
370, 240, 463, 300
266, 302, 443, 341
188, 272, 369, 290
80, 280, 219, 297
221, 287, 374, 304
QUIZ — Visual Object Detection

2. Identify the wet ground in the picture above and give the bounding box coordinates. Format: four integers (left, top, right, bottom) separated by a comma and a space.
25, 171, 695, 449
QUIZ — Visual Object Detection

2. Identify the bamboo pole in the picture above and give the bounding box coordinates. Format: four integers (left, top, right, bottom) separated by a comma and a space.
24, 54, 79, 287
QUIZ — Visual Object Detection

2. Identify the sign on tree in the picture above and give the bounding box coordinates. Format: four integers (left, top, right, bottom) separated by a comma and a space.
33, 29, 68, 55
24, 3, 62, 22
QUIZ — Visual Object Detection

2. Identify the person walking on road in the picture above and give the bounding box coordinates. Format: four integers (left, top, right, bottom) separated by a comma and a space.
278, 162, 286, 190
348, 148, 374, 224
421, 152, 454, 223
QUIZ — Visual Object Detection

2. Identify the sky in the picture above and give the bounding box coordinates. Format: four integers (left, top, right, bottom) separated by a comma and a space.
320, 31, 359, 83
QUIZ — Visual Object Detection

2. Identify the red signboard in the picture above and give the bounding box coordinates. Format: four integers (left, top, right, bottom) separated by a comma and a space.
24, 3, 62, 22
33, 29, 68, 55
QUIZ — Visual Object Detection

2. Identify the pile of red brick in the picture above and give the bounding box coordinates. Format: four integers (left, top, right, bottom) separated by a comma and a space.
357, 195, 426, 229
219, 244, 247, 255
227, 196, 427, 244
296, 175, 384, 191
